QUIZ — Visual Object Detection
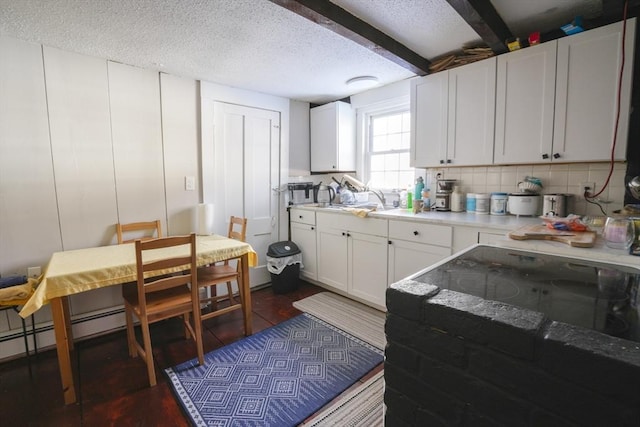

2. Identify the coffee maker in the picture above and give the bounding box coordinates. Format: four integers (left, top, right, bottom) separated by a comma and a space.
435, 179, 457, 211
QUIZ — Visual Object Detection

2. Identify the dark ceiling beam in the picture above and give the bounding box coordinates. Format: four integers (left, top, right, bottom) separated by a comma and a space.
445, 0, 512, 54
268, 0, 431, 75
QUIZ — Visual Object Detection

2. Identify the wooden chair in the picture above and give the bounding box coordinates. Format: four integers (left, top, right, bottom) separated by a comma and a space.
122, 234, 204, 387
116, 220, 162, 244
197, 216, 248, 323
0, 277, 38, 376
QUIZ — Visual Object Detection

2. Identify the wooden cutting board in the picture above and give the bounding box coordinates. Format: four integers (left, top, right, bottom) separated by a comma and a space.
508, 224, 597, 247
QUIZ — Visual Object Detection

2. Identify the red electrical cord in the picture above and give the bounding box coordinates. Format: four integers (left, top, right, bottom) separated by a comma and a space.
585, 0, 628, 200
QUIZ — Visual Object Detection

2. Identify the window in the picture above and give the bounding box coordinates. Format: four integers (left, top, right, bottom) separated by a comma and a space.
366, 110, 413, 190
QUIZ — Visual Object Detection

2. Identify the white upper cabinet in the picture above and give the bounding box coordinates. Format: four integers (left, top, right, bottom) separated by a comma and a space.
495, 19, 635, 164
310, 101, 355, 172
411, 71, 448, 167
494, 42, 557, 164
553, 19, 635, 162
411, 57, 496, 167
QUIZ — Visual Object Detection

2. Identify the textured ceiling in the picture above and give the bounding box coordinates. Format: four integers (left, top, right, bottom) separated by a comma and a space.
0, 0, 606, 104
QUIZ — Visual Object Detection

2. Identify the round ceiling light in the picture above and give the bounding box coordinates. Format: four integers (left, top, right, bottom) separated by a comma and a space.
345, 75, 379, 87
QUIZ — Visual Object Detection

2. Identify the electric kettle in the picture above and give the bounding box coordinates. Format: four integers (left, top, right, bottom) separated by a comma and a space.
313, 183, 336, 206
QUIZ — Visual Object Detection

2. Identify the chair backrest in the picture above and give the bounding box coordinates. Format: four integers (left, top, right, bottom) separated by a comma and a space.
117, 220, 162, 244
228, 216, 247, 242
135, 234, 197, 316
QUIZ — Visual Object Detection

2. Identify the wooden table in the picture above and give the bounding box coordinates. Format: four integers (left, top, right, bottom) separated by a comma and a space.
19, 234, 257, 405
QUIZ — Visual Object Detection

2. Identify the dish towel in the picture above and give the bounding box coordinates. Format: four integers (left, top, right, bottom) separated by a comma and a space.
342, 207, 376, 218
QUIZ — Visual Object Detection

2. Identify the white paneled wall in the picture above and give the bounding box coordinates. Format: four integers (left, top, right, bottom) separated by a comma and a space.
0, 36, 201, 358
426, 162, 627, 216
43, 45, 119, 250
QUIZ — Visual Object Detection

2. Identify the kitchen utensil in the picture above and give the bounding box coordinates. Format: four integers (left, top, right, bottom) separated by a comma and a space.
603, 216, 635, 250
508, 224, 596, 247
508, 193, 540, 216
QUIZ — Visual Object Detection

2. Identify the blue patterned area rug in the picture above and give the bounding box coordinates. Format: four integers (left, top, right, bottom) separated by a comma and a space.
165, 313, 384, 427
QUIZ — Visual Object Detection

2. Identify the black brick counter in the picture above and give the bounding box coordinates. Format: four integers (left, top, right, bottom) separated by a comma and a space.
385, 279, 640, 426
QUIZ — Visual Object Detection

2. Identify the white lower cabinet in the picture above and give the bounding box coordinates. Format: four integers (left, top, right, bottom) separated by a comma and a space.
316, 212, 388, 307
290, 208, 318, 281
349, 231, 388, 307
388, 220, 452, 283
317, 226, 349, 291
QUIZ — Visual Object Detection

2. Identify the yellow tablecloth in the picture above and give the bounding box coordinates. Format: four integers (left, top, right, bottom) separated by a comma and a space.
19, 235, 257, 318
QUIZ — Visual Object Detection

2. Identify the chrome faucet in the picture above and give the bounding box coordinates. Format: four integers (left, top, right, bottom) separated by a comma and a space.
369, 188, 387, 209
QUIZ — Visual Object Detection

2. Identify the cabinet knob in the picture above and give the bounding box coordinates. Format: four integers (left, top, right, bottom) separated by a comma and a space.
299, 215, 303, 219
388, 240, 392, 245
311, 226, 314, 230
413, 231, 419, 236
553, 153, 561, 159
342, 232, 346, 236
346, 233, 351, 237
439, 159, 445, 164
446, 159, 452, 164
542, 154, 549, 159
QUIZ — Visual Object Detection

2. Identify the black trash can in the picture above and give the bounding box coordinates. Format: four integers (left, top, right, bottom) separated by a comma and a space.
267, 241, 302, 294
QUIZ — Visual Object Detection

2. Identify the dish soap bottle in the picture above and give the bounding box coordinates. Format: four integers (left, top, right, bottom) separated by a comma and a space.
406, 184, 413, 209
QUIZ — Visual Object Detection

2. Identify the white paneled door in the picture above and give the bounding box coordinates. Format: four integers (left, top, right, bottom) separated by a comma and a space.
213, 102, 280, 287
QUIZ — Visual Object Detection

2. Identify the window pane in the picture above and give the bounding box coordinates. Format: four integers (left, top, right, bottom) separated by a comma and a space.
387, 114, 402, 134
384, 153, 399, 170
372, 116, 387, 136
372, 135, 388, 152
388, 133, 402, 149
370, 154, 386, 171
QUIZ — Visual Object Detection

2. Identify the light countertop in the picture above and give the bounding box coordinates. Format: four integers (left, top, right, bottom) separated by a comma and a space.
290, 204, 640, 269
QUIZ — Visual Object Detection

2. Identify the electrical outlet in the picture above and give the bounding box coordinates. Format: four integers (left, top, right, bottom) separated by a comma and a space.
185, 176, 195, 191
27, 266, 41, 278
580, 182, 596, 197
580, 182, 596, 193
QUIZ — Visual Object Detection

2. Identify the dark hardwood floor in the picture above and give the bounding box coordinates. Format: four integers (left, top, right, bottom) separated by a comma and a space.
0, 281, 382, 426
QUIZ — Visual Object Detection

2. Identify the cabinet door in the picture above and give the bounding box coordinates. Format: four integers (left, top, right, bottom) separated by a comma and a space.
348, 232, 388, 308
554, 19, 635, 162
310, 101, 355, 172
388, 239, 451, 284
411, 72, 448, 167
447, 57, 496, 166
316, 227, 348, 291
494, 42, 557, 164
290, 222, 317, 281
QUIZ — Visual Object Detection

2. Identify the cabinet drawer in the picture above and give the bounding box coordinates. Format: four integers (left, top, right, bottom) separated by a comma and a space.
290, 208, 315, 226
317, 211, 387, 236
389, 220, 452, 247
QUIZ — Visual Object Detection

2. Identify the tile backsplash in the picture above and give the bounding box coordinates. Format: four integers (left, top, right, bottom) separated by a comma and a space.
422, 162, 627, 216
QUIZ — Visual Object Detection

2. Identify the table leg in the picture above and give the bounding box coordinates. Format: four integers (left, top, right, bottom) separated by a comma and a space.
240, 253, 252, 335
51, 296, 76, 404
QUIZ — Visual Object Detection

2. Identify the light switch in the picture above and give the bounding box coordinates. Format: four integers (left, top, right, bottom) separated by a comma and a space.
185, 176, 196, 191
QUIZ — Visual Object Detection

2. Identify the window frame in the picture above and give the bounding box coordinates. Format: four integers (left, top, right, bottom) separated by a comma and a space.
360, 101, 412, 191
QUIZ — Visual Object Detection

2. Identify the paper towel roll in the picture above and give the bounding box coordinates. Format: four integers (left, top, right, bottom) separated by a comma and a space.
197, 203, 214, 235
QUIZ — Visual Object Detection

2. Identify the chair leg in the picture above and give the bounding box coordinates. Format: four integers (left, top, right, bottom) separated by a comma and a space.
226, 281, 236, 304
140, 317, 156, 387
124, 306, 137, 358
